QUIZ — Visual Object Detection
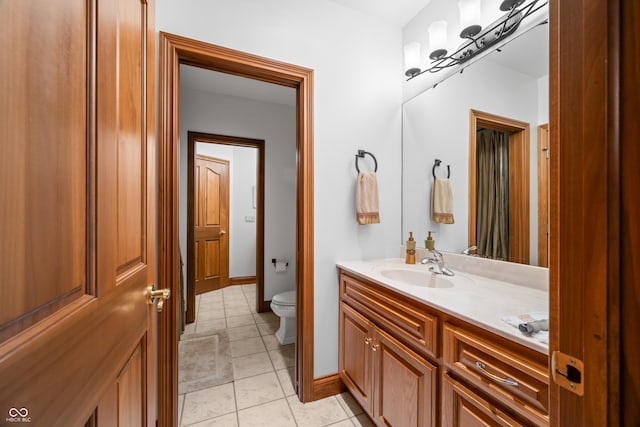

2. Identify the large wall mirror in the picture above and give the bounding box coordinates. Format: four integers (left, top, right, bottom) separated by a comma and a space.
402, 19, 549, 267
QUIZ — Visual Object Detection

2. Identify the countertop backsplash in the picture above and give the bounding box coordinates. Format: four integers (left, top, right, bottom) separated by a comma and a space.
401, 246, 549, 292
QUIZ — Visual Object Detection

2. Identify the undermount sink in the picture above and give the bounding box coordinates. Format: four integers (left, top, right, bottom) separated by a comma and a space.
379, 268, 455, 288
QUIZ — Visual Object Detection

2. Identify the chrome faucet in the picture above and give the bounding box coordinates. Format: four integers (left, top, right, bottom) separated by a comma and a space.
420, 249, 454, 276
461, 245, 478, 256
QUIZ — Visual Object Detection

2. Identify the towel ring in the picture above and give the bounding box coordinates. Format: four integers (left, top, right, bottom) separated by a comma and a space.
355, 150, 378, 173
432, 159, 450, 179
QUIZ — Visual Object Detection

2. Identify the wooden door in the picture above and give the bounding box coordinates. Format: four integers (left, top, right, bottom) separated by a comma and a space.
195, 155, 229, 294
0, 0, 156, 425
339, 303, 374, 415
372, 328, 437, 427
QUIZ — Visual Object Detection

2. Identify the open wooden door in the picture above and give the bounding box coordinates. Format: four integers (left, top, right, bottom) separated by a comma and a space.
0, 0, 157, 425
550, 0, 638, 425
194, 155, 230, 294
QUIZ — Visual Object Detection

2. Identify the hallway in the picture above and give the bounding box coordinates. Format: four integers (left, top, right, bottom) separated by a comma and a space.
178, 284, 371, 426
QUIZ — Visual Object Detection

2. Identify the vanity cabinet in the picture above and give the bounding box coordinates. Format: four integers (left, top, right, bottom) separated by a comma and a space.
338, 270, 549, 427
340, 301, 437, 427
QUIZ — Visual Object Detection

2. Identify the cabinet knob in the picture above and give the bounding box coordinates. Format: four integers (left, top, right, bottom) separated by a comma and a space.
364, 337, 372, 346
372, 344, 380, 352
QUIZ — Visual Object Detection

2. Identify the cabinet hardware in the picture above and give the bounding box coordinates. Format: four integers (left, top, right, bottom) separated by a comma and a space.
364, 337, 372, 346
372, 344, 380, 352
474, 361, 519, 387
551, 351, 584, 396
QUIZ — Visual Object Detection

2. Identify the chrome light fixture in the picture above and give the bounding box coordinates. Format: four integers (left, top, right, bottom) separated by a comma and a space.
405, 0, 547, 80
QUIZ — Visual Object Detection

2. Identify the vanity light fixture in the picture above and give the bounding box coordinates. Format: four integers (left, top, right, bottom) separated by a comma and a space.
407, 0, 547, 81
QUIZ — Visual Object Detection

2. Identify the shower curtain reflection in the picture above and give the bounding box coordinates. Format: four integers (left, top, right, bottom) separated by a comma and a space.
476, 129, 510, 260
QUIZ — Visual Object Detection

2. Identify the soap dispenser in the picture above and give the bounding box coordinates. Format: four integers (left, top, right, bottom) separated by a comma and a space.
406, 232, 416, 264
425, 231, 435, 251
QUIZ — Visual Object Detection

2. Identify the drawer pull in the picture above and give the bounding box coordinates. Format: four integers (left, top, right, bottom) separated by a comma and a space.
475, 361, 519, 387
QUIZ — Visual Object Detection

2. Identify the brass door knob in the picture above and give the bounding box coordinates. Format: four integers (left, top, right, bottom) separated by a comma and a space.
148, 284, 171, 312
219, 230, 226, 236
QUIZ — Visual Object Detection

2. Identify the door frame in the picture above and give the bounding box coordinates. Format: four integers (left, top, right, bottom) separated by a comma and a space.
537, 124, 549, 268
468, 109, 530, 264
158, 32, 315, 426
186, 131, 266, 324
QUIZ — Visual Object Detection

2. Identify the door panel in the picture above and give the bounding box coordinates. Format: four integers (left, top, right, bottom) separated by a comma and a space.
373, 329, 437, 427
339, 303, 373, 415
0, 0, 88, 341
195, 155, 229, 294
0, 0, 156, 424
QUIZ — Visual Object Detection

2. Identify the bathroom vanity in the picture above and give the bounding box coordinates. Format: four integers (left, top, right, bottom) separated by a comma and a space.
337, 257, 549, 427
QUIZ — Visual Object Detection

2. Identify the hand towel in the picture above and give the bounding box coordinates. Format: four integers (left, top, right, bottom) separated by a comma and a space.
432, 178, 454, 224
501, 312, 549, 345
356, 172, 380, 225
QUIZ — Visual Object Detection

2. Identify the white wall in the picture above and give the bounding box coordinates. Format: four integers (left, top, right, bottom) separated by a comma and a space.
180, 88, 297, 305
158, 0, 404, 376
402, 58, 546, 265
195, 142, 257, 278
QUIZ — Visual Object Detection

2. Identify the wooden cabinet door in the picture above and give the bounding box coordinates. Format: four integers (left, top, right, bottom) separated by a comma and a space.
0, 0, 156, 425
339, 303, 375, 415
372, 328, 438, 427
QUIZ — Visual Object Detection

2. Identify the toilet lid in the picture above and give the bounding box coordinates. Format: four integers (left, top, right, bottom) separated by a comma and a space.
272, 290, 296, 306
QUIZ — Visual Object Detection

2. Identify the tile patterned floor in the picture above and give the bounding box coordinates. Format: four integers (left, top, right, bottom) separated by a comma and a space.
179, 284, 373, 427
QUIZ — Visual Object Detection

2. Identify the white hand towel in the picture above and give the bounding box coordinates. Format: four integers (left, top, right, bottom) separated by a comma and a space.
432, 178, 454, 224
356, 172, 380, 225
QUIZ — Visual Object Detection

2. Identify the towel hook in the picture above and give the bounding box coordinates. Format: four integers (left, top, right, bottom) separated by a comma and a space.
355, 150, 378, 173
432, 159, 451, 179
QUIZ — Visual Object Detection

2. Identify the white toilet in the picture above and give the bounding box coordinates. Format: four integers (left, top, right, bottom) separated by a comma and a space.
270, 290, 296, 345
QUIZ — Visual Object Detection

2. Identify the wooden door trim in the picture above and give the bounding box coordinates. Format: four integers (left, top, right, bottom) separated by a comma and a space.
158, 32, 315, 426
468, 109, 530, 263
537, 124, 549, 268
187, 131, 266, 324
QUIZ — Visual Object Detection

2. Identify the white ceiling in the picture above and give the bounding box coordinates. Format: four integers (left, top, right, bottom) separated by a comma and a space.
180, 65, 296, 107
484, 22, 549, 79
328, 0, 432, 27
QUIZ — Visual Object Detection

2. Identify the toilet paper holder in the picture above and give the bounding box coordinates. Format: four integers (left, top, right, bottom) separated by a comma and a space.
271, 258, 289, 268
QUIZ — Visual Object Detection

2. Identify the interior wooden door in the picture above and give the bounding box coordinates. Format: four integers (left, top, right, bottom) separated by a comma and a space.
0, 0, 157, 425
195, 155, 230, 294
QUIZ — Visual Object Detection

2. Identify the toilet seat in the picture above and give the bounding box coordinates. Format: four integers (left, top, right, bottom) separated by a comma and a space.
272, 290, 295, 306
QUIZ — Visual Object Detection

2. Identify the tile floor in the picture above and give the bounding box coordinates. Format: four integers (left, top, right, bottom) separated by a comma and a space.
179, 284, 373, 427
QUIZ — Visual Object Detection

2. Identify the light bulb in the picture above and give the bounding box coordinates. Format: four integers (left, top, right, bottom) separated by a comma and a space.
403, 42, 422, 77
428, 21, 448, 60
458, 0, 482, 38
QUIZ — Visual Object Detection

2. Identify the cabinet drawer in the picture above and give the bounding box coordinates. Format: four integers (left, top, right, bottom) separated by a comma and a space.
443, 324, 549, 427
443, 374, 535, 427
340, 273, 438, 358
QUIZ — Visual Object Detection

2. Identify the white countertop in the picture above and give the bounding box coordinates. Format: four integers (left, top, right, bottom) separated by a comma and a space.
336, 258, 549, 355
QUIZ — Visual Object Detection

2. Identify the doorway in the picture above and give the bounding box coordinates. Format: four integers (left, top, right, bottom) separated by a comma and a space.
468, 109, 531, 264
186, 132, 266, 324
158, 32, 316, 425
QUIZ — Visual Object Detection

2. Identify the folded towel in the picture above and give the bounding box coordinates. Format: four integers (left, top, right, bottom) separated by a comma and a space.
356, 172, 380, 224
501, 312, 549, 345
432, 178, 454, 224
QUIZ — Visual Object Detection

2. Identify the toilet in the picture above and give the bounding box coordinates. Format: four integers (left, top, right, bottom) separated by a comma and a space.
270, 290, 296, 345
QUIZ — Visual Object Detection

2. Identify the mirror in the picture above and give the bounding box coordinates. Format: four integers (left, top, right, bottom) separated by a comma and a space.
402, 21, 549, 266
